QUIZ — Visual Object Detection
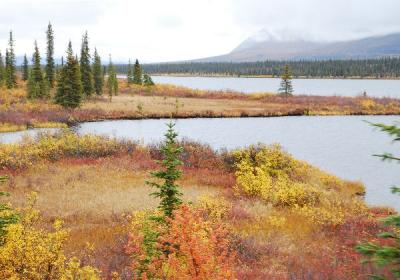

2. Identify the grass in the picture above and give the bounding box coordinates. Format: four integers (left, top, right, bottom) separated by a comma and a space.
2, 153, 220, 276
8, 160, 219, 221
0, 123, 27, 133
0, 122, 67, 133
0, 80, 399, 133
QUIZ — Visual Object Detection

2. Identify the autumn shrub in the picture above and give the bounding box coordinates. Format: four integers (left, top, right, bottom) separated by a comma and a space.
0, 176, 18, 244
0, 131, 137, 170
0, 192, 100, 279
233, 144, 367, 226
359, 98, 377, 111
126, 205, 236, 280
149, 139, 225, 170
272, 176, 321, 207
197, 194, 232, 221
125, 210, 163, 277
0, 123, 26, 132
233, 144, 320, 206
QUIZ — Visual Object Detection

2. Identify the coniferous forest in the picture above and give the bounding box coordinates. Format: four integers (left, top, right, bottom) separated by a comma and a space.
114, 58, 400, 78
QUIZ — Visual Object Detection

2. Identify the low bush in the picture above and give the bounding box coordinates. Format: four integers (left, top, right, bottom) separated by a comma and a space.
233, 144, 367, 225
0, 192, 100, 279
126, 205, 236, 280
0, 131, 137, 170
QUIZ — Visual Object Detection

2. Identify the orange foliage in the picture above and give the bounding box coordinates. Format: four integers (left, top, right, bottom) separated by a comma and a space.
126, 205, 236, 280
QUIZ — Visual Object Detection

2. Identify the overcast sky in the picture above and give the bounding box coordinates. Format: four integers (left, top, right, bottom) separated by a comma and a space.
0, 0, 399, 62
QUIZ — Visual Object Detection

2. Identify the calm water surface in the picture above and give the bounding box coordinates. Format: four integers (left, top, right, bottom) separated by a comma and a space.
1, 116, 399, 209
150, 76, 400, 97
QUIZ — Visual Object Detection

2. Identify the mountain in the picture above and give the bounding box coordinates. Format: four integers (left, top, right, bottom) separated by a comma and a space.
196, 32, 400, 62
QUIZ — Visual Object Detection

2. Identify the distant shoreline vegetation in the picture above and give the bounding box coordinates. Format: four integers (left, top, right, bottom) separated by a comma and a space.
114, 58, 400, 79
125, 73, 400, 80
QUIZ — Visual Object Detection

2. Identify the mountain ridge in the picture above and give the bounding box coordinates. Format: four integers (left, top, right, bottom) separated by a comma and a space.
194, 32, 400, 62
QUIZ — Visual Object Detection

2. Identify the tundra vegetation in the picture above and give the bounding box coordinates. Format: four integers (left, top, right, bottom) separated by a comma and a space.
0, 123, 397, 279
1, 80, 400, 133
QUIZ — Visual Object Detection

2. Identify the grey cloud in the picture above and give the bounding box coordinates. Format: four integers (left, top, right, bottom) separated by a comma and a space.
231, 0, 400, 41
156, 15, 183, 29
0, 0, 107, 36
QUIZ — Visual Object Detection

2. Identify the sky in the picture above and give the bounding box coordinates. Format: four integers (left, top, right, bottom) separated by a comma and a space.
0, 0, 400, 62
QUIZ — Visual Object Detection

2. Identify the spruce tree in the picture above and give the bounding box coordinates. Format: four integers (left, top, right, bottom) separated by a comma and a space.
356, 123, 400, 279
143, 74, 155, 86
147, 121, 183, 218
5, 49, 9, 85
55, 41, 82, 108
107, 55, 117, 101
127, 59, 134, 84
133, 59, 142, 85
0, 52, 4, 86
80, 31, 94, 97
27, 41, 48, 99
22, 54, 29, 81
45, 22, 55, 88
92, 48, 103, 95
113, 72, 118, 95
5, 31, 16, 89
278, 64, 294, 96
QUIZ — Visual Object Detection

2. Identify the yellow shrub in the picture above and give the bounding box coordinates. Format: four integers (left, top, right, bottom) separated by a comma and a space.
233, 144, 367, 226
294, 196, 367, 226
0, 131, 136, 169
234, 145, 321, 208
234, 155, 273, 199
198, 194, 232, 221
255, 144, 295, 178
294, 203, 345, 226
63, 257, 101, 280
32, 121, 68, 129
360, 99, 377, 110
0, 193, 100, 280
233, 144, 295, 177
272, 175, 321, 207
0, 123, 27, 132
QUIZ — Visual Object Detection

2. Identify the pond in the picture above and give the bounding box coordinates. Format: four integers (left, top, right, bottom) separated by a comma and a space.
1, 115, 399, 210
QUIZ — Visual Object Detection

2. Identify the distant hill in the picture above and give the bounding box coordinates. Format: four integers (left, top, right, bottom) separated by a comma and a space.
196, 32, 400, 62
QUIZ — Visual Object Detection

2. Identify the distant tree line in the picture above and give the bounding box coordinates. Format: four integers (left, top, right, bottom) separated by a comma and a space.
114, 58, 400, 78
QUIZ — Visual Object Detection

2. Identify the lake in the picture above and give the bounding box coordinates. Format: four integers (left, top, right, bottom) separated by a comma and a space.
1, 115, 399, 210
150, 75, 400, 97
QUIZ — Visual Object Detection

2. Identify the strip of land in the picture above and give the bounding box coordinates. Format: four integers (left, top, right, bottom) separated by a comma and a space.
1, 80, 399, 132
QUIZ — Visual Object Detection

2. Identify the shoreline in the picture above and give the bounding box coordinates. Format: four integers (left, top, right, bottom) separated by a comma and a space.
1, 113, 400, 134
143, 73, 400, 80
2, 82, 400, 133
